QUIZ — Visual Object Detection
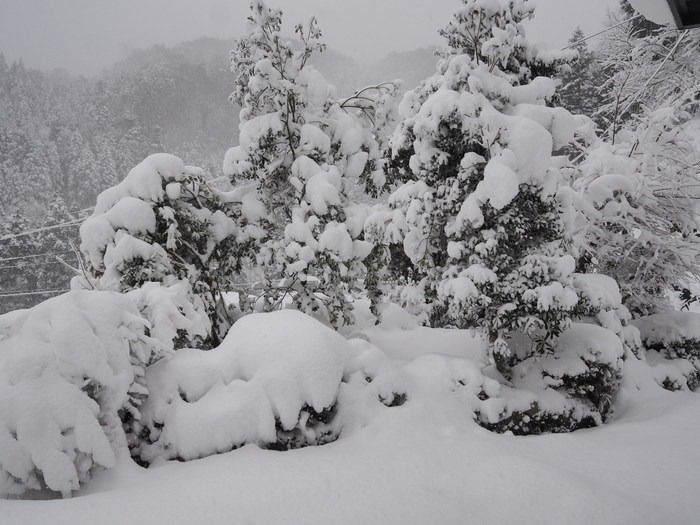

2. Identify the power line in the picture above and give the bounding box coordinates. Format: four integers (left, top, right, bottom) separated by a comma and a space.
0, 289, 69, 298
0, 258, 75, 271
0, 250, 74, 264
0, 219, 83, 242
561, 14, 645, 50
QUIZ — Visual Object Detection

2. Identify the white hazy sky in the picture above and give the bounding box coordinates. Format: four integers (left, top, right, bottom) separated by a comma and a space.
0, 0, 616, 76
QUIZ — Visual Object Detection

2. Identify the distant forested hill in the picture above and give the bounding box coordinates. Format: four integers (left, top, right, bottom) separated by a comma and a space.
0, 39, 437, 313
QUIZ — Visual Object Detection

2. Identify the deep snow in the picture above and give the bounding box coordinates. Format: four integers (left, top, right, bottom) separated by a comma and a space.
2, 384, 699, 524
2, 310, 700, 525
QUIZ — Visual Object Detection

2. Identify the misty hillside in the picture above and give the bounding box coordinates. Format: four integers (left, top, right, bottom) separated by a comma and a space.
0, 39, 437, 314
0, 38, 437, 212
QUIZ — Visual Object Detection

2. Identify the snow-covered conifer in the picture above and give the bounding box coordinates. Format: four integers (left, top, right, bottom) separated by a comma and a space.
557, 27, 605, 124
372, 0, 585, 373
225, 1, 382, 327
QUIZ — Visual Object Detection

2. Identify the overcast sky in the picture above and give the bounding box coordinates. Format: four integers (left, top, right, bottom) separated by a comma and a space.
0, 0, 616, 76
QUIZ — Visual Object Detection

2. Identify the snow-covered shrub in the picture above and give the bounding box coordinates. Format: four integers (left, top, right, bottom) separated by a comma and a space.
570, 5, 700, 314
134, 310, 349, 463
474, 275, 632, 434
572, 127, 700, 316
78, 153, 241, 347
225, 1, 389, 328
478, 323, 624, 434
0, 291, 159, 498
368, 0, 585, 375
632, 312, 700, 391
573, 272, 642, 356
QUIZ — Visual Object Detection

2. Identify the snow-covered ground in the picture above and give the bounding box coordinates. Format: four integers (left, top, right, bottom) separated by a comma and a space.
2, 303, 699, 525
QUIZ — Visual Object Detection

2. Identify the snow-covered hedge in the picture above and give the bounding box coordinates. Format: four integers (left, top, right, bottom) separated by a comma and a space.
632, 312, 700, 391
477, 323, 625, 434
135, 310, 349, 463
0, 291, 159, 497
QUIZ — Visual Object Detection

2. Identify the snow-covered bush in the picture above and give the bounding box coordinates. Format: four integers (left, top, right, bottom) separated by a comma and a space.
224, 1, 385, 327
0, 291, 159, 497
135, 310, 349, 463
367, 0, 585, 374
573, 272, 642, 355
134, 308, 524, 463
571, 125, 700, 316
570, 3, 700, 315
78, 153, 241, 347
632, 312, 700, 391
596, 3, 700, 139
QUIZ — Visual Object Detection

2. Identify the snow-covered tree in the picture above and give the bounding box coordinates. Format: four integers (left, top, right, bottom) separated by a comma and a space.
0, 290, 162, 497
78, 153, 241, 348
557, 27, 605, 124
571, 111, 700, 316
0, 196, 81, 314
569, 3, 700, 315
224, 1, 382, 327
368, 0, 587, 373
596, 1, 700, 141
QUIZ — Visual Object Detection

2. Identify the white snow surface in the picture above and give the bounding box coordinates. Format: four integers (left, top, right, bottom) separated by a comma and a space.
3, 370, 699, 523
2, 302, 700, 523
632, 311, 700, 346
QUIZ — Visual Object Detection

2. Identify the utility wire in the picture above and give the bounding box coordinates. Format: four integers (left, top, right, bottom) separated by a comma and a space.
561, 14, 645, 50
0, 256, 77, 271
0, 289, 69, 298
0, 219, 83, 242
0, 250, 74, 264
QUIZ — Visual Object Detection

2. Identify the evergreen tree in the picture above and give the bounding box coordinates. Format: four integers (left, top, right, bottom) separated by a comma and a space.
368, 0, 585, 374
225, 1, 380, 327
557, 28, 605, 123
0, 196, 80, 314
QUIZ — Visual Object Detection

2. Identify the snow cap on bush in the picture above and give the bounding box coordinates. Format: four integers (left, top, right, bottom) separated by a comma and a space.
78, 153, 241, 347
0, 291, 158, 497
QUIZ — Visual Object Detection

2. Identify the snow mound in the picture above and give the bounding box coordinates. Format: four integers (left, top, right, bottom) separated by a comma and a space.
632, 311, 700, 347
632, 312, 700, 391
137, 310, 348, 462
0, 291, 157, 497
